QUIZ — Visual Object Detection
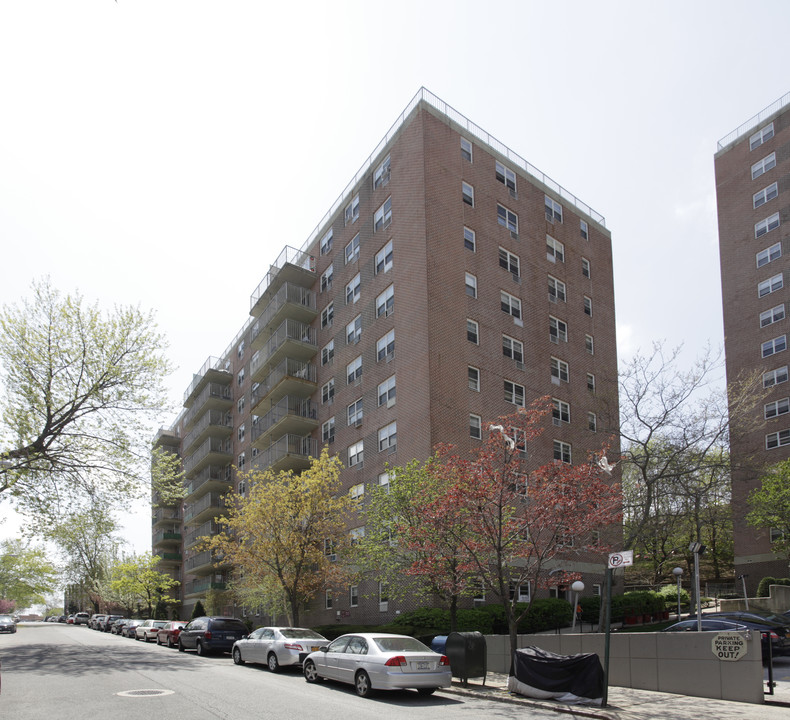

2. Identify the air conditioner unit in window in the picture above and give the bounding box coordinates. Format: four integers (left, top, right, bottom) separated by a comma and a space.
385, 352, 394, 363
550, 335, 559, 344
549, 294, 557, 303
551, 376, 561, 385
509, 188, 517, 200
354, 377, 362, 386
386, 398, 396, 408
354, 419, 363, 428
516, 361, 525, 371
511, 231, 519, 241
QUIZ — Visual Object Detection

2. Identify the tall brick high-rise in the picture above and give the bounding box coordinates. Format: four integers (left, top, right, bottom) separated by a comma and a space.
716, 92, 790, 592
153, 88, 621, 623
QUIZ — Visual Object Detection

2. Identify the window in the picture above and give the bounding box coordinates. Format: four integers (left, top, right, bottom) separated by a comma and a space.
238, 423, 246, 442
551, 356, 569, 384
321, 302, 334, 329
499, 247, 520, 276
468, 365, 480, 391
348, 439, 364, 466
504, 379, 526, 407
502, 335, 524, 364
375, 239, 393, 274
377, 375, 396, 406
350, 585, 359, 607
588, 412, 598, 432
545, 195, 563, 223
552, 398, 570, 425
495, 161, 516, 194
322, 417, 335, 443
750, 122, 774, 150
237, 452, 246, 470
237, 396, 245, 413
764, 366, 789, 388
464, 226, 476, 252
470, 414, 482, 439
462, 181, 474, 206
379, 582, 389, 611
346, 398, 363, 426
237, 339, 245, 358
345, 194, 360, 225
321, 339, 334, 366
756, 213, 780, 238
759, 273, 783, 297
548, 275, 566, 303
320, 229, 333, 256
467, 318, 479, 344
587, 373, 596, 392
346, 315, 361, 344
771, 527, 785, 542
580, 219, 589, 240
347, 355, 362, 384
762, 335, 787, 358
550, 316, 568, 343
765, 398, 790, 419
325, 590, 333, 610
761, 304, 785, 327
465, 272, 478, 298
497, 204, 518, 234
378, 471, 391, 490
237, 367, 245, 386
757, 242, 782, 268
373, 155, 390, 189
460, 137, 473, 162
766, 429, 790, 449
547, 235, 565, 263
345, 274, 360, 304
320, 264, 334, 292
377, 329, 395, 361
754, 182, 778, 209
501, 290, 522, 320
582, 257, 591, 278
752, 152, 776, 180
585, 334, 594, 355
553, 440, 572, 463
378, 421, 397, 452
376, 285, 394, 317
584, 296, 593, 316
374, 197, 392, 232
345, 234, 360, 264
322, 378, 335, 404
350, 482, 364, 502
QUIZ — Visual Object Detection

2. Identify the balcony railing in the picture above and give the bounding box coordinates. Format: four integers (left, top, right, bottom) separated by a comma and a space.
183, 356, 233, 406
184, 520, 220, 549
185, 550, 215, 572
183, 382, 233, 430
249, 282, 316, 350
252, 396, 318, 446
182, 437, 232, 477
185, 465, 232, 499
185, 578, 227, 596
252, 434, 318, 473
152, 530, 182, 546
251, 358, 316, 410
183, 492, 226, 524
152, 508, 182, 526
717, 90, 790, 150
249, 319, 316, 380
181, 409, 233, 455
250, 246, 316, 313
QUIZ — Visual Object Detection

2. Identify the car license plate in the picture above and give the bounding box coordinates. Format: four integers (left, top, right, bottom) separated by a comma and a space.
417, 661, 429, 670
311, 646, 320, 652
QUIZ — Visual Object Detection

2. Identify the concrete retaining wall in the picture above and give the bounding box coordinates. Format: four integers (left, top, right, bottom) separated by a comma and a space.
484, 631, 764, 704
721, 585, 790, 615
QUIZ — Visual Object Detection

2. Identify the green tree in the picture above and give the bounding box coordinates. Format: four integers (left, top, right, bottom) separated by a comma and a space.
151, 446, 186, 508
107, 552, 180, 618
207, 448, 351, 625
747, 460, 790, 562
0, 278, 173, 529
191, 599, 206, 619
0, 539, 58, 609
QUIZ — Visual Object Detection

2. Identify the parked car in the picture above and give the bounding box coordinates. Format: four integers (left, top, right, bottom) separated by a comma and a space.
89, 614, 106, 630
110, 618, 130, 635
74, 612, 90, 626
178, 616, 249, 656
232, 627, 328, 671
67, 615, 75, 624
683, 614, 789, 657
99, 614, 123, 632
156, 621, 187, 648
135, 619, 169, 642
0, 615, 17, 634
123, 620, 143, 638
302, 633, 452, 697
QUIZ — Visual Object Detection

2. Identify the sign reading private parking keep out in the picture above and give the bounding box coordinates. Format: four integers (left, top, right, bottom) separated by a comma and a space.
711, 632, 748, 661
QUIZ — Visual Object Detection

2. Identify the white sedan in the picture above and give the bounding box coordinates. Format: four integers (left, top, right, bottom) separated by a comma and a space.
302, 633, 452, 697
232, 627, 328, 671
135, 619, 168, 642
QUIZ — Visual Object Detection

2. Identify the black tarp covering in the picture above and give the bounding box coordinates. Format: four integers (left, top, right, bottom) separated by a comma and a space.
507, 646, 604, 706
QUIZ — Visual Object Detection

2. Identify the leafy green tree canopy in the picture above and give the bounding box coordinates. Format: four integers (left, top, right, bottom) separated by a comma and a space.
0, 538, 59, 609
747, 459, 790, 561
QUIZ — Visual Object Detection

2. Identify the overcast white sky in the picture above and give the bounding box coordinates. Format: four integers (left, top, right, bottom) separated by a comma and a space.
2, 0, 788, 554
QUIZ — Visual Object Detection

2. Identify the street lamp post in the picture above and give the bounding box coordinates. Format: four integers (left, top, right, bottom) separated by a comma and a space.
737, 574, 749, 611
688, 542, 706, 632
571, 580, 584, 631
672, 567, 683, 621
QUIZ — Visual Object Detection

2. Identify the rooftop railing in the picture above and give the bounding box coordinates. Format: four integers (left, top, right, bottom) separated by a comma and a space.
717, 91, 790, 150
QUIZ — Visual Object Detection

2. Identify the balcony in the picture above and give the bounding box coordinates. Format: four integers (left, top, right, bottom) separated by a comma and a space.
250, 320, 317, 383
184, 520, 220, 550
183, 382, 233, 431
183, 492, 227, 526
185, 578, 227, 598
250, 358, 316, 413
152, 530, 182, 549
157, 552, 182, 566
152, 508, 182, 528
250, 246, 316, 317
181, 409, 233, 456
252, 434, 318, 474
249, 283, 317, 352
183, 437, 232, 478
251, 396, 318, 449
184, 465, 232, 501
183, 356, 233, 407
184, 550, 218, 576
153, 427, 180, 450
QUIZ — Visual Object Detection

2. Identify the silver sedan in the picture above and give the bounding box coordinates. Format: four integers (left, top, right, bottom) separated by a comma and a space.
232, 626, 328, 672
302, 633, 452, 697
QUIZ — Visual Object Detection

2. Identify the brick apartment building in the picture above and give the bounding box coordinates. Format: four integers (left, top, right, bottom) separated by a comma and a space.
153, 88, 621, 624
716, 91, 790, 592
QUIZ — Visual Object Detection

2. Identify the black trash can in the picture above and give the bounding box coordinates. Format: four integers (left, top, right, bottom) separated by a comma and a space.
431, 635, 448, 655
445, 631, 487, 686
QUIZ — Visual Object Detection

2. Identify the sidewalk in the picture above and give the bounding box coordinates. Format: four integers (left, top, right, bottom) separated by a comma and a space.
443, 672, 790, 720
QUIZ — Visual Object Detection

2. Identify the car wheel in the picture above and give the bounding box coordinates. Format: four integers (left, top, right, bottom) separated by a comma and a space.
167, 636, 175, 648
196, 641, 205, 657
417, 687, 436, 696
267, 653, 280, 673
178, 640, 185, 653
233, 647, 245, 665
303, 660, 322, 683
355, 671, 373, 698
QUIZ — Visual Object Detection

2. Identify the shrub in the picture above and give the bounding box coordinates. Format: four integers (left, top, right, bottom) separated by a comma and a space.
658, 584, 690, 608
517, 598, 573, 632
191, 600, 206, 619
756, 576, 790, 597
579, 595, 600, 623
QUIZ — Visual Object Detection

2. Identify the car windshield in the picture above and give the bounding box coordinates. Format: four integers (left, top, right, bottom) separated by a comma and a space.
280, 629, 325, 640
211, 619, 247, 631
373, 637, 431, 653
0, 615, 13, 623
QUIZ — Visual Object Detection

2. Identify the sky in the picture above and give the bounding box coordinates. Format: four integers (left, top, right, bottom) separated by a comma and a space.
1, 0, 789, 556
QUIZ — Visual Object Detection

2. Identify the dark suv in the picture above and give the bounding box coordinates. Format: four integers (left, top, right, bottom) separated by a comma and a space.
178, 616, 249, 656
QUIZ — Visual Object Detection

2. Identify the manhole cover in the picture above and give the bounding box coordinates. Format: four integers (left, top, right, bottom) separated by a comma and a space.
116, 689, 175, 698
